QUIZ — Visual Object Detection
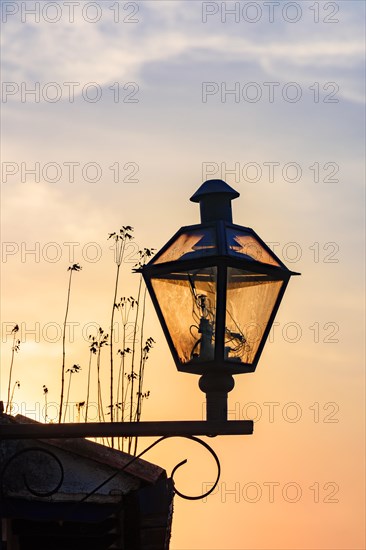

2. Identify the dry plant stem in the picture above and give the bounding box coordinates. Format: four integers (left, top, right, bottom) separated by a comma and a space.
119, 336, 128, 452
76, 403, 85, 422
97, 344, 106, 447
110, 239, 126, 422
115, 345, 123, 450
136, 286, 147, 422
59, 268, 73, 423
97, 346, 105, 423
128, 280, 142, 454
5, 331, 17, 414
123, 378, 131, 412
109, 238, 127, 448
9, 381, 20, 415
85, 349, 93, 422
63, 371, 73, 423
133, 286, 148, 455
116, 305, 128, 423
109, 258, 121, 422
116, 356, 122, 424
63, 365, 81, 422
117, 300, 132, 434
123, 375, 131, 434
44, 390, 48, 422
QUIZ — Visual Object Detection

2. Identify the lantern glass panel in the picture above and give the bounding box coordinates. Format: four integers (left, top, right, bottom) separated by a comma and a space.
225, 267, 283, 364
152, 228, 217, 265
226, 228, 280, 266
151, 267, 217, 364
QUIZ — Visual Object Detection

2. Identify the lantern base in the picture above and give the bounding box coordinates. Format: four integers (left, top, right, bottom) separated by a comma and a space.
199, 373, 235, 422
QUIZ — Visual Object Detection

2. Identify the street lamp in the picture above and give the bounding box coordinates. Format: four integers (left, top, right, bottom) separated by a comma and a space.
0, 179, 300, 503
0, 179, 298, 440
140, 179, 299, 422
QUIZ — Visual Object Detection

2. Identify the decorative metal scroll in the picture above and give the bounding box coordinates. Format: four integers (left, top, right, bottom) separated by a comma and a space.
79, 435, 221, 503
0, 436, 220, 507
0, 446, 64, 498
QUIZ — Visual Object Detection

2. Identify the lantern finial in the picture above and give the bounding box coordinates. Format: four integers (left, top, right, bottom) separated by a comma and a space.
190, 179, 240, 223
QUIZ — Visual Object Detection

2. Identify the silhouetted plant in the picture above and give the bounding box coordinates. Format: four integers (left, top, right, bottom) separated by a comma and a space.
5, 324, 20, 414
43, 385, 49, 422
76, 401, 85, 422
107, 247, 156, 453
115, 296, 136, 421
6, 230, 156, 456
85, 335, 97, 422
108, 228, 134, 427
127, 248, 155, 453
132, 337, 155, 455
135, 337, 155, 422
93, 328, 109, 423
8, 380, 20, 414
87, 328, 109, 446
59, 263, 82, 423
116, 343, 132, 422
63, 364, 81, 422
128, 292, 141, 439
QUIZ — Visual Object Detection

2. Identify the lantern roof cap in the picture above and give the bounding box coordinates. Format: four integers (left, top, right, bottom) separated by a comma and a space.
190, 179, 240, 203
190, 180, 240, 223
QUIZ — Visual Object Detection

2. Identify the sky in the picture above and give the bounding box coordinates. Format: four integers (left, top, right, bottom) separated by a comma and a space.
1, 1, 365, 549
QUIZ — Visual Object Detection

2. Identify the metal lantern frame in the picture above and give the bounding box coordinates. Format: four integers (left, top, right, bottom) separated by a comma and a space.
140, 220, 298, 376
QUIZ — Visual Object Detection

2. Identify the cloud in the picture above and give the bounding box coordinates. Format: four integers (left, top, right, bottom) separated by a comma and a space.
1, 1, 364, 103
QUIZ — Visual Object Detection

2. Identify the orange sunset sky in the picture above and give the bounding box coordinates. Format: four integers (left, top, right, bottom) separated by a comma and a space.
1, 1, 365, 549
